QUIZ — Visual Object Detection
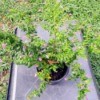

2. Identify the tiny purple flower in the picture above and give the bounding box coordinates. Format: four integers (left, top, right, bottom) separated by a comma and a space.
38, 57, 42, 61
21, 35, 28, 41
0, 59, 3, 63
2, 43, 6, 49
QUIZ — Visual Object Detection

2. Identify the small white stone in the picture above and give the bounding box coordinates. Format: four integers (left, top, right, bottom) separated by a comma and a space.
34, 73, 37, 77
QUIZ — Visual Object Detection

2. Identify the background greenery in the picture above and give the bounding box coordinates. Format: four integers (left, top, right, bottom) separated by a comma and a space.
0, 0, 100, 100
62, 0, 100, 91
89, 53, 100, 90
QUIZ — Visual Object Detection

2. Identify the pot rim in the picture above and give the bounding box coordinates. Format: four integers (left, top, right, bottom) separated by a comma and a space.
49, 66, 70, 85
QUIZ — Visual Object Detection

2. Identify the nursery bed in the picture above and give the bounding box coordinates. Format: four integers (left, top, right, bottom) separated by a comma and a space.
0, 70, 10, 100
8, 59, 100, 100
7, 28, 100, 100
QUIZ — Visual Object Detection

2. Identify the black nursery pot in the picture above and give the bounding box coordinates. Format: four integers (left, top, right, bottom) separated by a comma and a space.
37, 63, 70, 85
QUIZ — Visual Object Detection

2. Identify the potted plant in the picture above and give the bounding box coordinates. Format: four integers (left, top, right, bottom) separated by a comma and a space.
0, 0, 90, 100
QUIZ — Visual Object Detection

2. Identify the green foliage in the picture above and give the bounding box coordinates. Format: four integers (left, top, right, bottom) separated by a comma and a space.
89, 53, 100, 91
0, 71, 9, 100
70, 63, 90, 100
0, 0, 99, 100
28, 81, 47, 99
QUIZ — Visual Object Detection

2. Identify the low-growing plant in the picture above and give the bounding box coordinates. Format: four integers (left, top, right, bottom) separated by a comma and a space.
1, 0, 99, 100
